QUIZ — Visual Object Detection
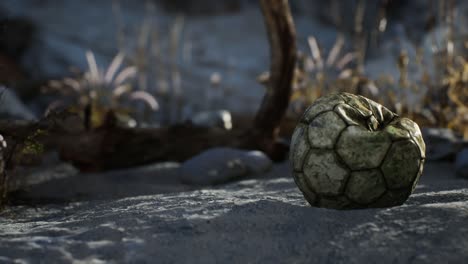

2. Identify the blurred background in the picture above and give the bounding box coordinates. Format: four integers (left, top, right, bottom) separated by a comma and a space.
0, 0, 466, 137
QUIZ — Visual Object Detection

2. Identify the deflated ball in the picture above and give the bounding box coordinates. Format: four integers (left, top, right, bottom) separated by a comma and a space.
290, 93, 425, 209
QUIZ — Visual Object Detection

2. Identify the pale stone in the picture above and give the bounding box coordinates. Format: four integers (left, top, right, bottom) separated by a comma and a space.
243, 151, 273, 174
190, 110, 233, 130
180, 148, 272, 185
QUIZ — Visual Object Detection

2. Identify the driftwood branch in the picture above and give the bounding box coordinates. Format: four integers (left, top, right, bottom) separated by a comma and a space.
0, 0, 297, 171
254, 0, 297, 137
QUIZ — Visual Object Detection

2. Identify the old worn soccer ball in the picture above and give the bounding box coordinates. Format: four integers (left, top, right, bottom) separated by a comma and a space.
290, 93, 426, 209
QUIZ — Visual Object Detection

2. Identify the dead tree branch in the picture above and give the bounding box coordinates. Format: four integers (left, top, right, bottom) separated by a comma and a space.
245, 0, 297, 152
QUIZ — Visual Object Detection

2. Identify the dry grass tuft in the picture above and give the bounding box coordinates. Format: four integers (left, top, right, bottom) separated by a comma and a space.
43, 51, 159, 129
288, 1, 467, 139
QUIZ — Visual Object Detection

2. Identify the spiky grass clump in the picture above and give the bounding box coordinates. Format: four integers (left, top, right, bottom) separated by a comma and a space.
45, 51, 159, 129
113, 0, 186, 125
290, 0, 467, 138
371, 0, 467, 137
286, 34, 378, 117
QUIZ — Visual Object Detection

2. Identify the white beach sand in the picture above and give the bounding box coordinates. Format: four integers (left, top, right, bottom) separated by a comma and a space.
0, 161, 467, 263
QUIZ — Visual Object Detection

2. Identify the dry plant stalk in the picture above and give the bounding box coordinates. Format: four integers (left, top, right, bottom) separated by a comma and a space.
169, 15, 185, 124
287, 34, 358, 116
353, 0, 366, 74
113, 0, 187, 125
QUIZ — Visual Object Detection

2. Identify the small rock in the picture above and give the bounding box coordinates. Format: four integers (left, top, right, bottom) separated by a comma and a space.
179, 147, 273, 186
91, 162, 182, 185
242, 150, 273, 174
190, 110, 233, 130
456, 148, 468, 179
422, 128, 464, 161
0, 86, 36, 120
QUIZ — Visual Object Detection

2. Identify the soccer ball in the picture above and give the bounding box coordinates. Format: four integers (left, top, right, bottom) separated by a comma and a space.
290, 93, 425, 209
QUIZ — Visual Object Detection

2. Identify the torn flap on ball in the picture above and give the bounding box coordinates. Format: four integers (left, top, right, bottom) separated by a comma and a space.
334, 103, 369, 128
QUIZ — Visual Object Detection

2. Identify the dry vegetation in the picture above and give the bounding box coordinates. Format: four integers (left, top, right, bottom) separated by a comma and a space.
44, 51, 158, 129
39, 1, 468, 139
287, 0, 467, 139
43, 0, 187, 129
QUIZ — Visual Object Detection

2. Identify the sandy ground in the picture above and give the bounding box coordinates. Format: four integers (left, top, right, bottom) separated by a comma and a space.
0, 161, 467, 264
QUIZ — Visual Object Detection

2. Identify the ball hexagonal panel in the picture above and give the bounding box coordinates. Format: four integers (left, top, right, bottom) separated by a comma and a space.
336, 126, 391, 170
346, 169, 386, 204
290, 124, 309, 171
303, 150, 349, 196
293, 172, 318, 206
381, 140, 422, 189
302, 95, 345, 122
308, 111, 346, 149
